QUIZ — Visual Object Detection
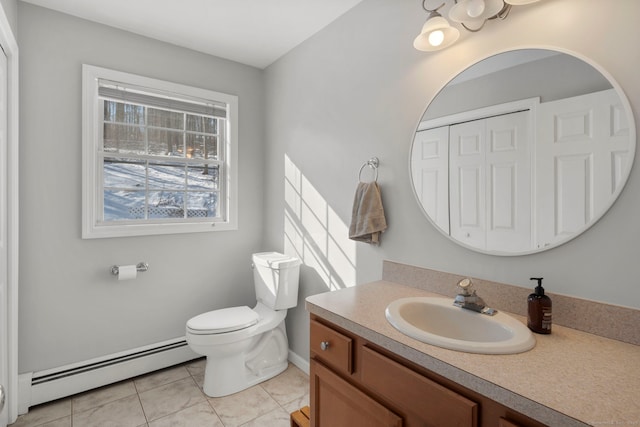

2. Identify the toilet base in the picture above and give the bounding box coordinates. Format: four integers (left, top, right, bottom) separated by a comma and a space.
203, 356, 288, 397
200, 321, 290, 397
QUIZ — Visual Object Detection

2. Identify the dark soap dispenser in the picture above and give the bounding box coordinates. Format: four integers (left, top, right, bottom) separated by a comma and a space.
527, 277, 552, 334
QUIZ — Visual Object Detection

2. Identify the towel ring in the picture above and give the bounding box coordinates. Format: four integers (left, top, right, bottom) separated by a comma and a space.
358, 157, 379, 182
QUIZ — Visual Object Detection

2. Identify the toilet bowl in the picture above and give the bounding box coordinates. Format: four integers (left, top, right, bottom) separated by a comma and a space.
186, 252, 301, 397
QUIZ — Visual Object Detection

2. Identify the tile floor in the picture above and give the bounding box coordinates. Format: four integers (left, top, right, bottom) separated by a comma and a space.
10, 359, 310, 427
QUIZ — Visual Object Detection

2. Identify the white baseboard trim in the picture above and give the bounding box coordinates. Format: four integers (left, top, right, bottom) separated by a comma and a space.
17, 373, 32, 415
18, 340, 309, 415
288, 350, 309, 375
18, 337, 199, 414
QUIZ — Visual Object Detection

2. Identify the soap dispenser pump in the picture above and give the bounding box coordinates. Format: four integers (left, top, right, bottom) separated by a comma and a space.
527, 277, 552, 334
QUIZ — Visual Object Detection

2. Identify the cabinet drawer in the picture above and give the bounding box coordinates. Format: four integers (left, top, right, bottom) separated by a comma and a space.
310, 320, 353, 375
361, 346, 478, 427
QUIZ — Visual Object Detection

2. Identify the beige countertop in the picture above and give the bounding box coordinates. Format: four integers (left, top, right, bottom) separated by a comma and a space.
306, 280, 640, 427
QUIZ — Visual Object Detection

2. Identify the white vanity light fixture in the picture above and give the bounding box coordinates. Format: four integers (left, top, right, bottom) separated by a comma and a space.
414, 0, 542, 52
413, 9, 460, 51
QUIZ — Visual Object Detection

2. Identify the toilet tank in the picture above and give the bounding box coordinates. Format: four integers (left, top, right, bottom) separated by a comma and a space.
252, 252, 301, 310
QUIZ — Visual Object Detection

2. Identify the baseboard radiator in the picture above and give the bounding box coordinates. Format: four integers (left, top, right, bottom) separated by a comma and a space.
19, 337, 199, 413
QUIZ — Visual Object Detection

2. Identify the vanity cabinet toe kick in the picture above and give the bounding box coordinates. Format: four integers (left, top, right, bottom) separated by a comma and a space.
309, 316, 546, 427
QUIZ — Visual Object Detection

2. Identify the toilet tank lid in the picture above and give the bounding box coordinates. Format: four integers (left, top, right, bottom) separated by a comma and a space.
253, 252, 301, 269
187, 306, 259, 334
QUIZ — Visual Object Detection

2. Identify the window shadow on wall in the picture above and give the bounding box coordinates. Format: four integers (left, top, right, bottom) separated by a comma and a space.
284, 154, 356, 291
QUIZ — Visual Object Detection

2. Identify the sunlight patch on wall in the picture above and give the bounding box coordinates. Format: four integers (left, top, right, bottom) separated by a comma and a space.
284, 154, 356, 290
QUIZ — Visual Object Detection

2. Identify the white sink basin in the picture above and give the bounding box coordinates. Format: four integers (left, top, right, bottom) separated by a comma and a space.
385, 297, 535, 354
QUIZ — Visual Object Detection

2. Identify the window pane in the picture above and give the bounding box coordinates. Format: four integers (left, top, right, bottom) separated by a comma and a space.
103, 158, 146, 189
103, 123, 145, 154
147, 108, 184, 130
186, 134, 218, 160
186, 114, 217, 134
148, 161, 186, 190
85, 66, 238, 237
104, 101, 145, 125
187, 192, 217, 218
148, 128, 184, 156
148, 191, 185, 218
104, 190, 146, 221
187, 164, 219, 191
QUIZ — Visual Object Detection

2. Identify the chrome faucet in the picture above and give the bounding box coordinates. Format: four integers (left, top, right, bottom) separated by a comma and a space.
453, 278, 497, 316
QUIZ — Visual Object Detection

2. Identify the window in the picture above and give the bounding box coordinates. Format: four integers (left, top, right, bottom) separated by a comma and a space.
82, 65, 238, 238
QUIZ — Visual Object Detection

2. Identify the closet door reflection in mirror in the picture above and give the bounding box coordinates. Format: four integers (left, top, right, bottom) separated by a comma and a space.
410, 49, 636, 255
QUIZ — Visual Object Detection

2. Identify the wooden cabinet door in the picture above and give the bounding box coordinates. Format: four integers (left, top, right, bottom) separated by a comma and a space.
499, 418, 525, 427
310, 359, 402, 427
360, 346, 477, 427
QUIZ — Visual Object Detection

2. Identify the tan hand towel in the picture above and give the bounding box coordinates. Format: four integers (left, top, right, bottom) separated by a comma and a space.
349, 181, 387, 245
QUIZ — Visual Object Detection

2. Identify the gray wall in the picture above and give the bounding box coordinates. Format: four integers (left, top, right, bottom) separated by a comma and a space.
264, 0, 640, 360
424, 53, 612, 120
18, 3, 265, 373
0, 0, 16, 37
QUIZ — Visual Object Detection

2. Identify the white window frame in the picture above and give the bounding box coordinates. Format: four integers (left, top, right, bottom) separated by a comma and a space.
82, 64, 238, 238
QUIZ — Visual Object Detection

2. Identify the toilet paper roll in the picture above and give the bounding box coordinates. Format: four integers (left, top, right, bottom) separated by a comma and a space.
117, 265, 137, 281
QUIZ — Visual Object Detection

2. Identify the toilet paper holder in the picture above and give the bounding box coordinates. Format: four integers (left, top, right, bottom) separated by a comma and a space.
111, 262, 149, 276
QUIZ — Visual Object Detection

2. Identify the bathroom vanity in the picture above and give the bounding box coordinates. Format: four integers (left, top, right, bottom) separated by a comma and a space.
306, 266, 640, 427
309, 314, 544, 427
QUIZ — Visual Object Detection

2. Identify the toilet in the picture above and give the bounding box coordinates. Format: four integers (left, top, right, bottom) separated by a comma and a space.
186, 252, 301, 397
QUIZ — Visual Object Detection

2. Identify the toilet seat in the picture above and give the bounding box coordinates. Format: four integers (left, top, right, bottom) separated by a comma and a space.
187, 306, 259, 335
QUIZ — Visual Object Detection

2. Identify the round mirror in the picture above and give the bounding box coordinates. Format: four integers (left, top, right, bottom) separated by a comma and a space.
410, 49, 636, 255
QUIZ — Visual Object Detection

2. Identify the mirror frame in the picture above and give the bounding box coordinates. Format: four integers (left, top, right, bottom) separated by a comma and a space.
410, 47, 636, 256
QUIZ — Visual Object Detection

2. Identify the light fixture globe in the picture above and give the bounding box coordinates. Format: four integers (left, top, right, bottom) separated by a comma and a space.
505, 0, 540, 4
413, 12, 460, 51
449, 0, 505, 23
466, 0, 486, 18
413, 0, 542, 53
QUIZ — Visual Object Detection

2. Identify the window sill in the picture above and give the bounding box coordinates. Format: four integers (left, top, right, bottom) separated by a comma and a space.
82, 220, 238, 239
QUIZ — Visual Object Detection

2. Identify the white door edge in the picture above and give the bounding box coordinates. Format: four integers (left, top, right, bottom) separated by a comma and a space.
0, 5, 18, 426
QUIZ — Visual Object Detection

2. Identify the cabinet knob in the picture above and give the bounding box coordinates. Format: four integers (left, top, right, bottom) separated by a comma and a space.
320, 341, 330, 351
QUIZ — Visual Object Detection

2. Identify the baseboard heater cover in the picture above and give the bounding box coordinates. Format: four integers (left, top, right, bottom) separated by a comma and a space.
21, 337, 199, 412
